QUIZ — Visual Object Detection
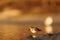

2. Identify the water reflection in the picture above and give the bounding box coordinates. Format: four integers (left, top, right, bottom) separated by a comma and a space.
0, 23, 59, 40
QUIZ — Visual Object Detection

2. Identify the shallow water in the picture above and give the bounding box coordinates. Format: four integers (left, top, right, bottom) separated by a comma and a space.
0, 22, 60, 40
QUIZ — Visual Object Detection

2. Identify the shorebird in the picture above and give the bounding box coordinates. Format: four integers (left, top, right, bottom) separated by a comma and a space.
29, 27, 41, 33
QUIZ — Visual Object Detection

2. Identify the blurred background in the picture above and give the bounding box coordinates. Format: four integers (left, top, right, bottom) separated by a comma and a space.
0, 0, 60, 40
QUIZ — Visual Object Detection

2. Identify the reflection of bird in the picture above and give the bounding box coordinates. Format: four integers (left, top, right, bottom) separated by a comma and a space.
29, 27, 41, 33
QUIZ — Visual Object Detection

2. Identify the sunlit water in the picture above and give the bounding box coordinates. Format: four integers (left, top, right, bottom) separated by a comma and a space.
0, 22, 60, 40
